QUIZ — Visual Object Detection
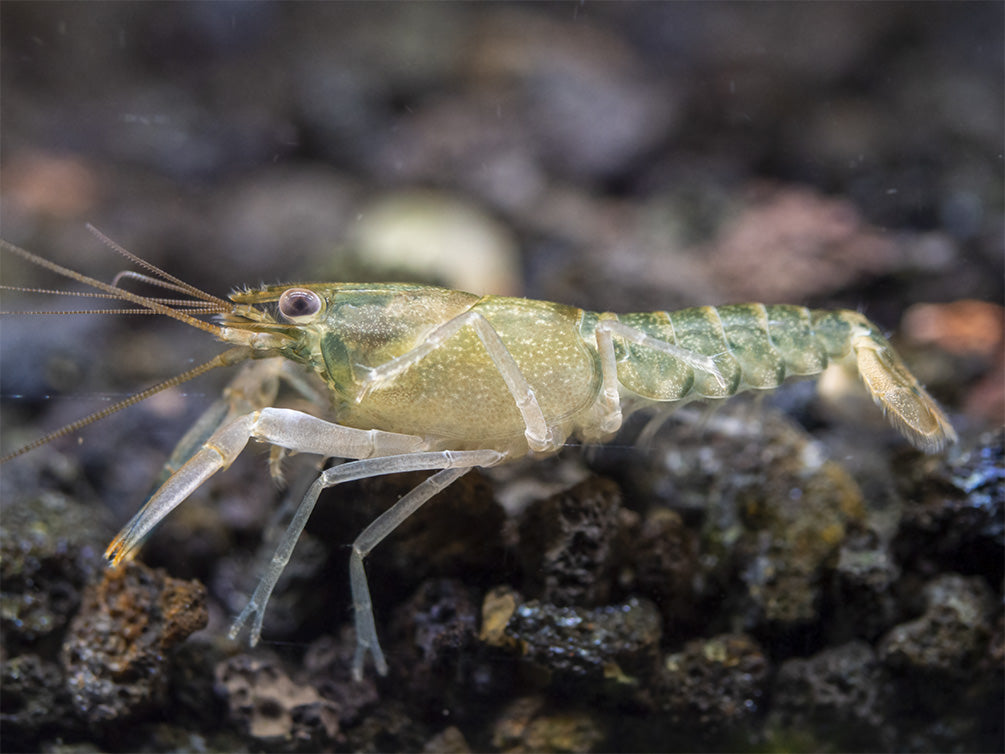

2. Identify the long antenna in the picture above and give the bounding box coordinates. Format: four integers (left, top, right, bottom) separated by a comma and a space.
0, 346, 251, 463
86, 224, 229, 306
0, 239, 227, 337
0, 284, 226, 312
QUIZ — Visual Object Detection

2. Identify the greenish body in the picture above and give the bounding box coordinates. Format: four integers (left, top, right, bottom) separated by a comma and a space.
597, 304, 853, 400
326, 291, 598, 450
236, 284, 883, 456
2, 237, 956, 682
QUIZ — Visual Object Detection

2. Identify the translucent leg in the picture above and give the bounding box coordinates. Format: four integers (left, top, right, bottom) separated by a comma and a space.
594, 316, 625, 434
105, 407, 428, 565
598, 319, 727, 390
356, 310, 557, 453
227, 448, 505, 678
349, 465, 472, 678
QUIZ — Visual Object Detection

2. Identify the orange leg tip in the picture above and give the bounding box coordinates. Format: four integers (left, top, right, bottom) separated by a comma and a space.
103, 538, 130, 565
106, 551, 132, 568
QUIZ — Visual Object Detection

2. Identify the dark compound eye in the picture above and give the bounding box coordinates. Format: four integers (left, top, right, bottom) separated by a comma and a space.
278, 288, 323, 321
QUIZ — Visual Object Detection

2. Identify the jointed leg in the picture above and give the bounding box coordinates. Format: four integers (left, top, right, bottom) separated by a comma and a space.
592, 317, 730, 437
597, 319, 727, 391
227, 448, 505, 679
349, 464, 475, 677
468, 315, 553, 451
157, 358, 284, 484
594, 315, 625, 434
356, 310, 556, 452
159, 358, 335, 486
105, 407, 430, 564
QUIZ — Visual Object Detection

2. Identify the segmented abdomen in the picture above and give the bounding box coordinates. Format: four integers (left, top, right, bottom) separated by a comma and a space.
600, 303, 954, 452
608, 303, 854, 401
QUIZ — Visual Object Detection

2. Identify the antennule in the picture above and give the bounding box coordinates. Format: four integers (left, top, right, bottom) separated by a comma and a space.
86, 224, 228, 305
0, 238, 227, 337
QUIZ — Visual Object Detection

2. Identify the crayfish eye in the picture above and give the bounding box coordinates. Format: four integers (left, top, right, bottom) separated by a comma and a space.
278, 288, 323, 321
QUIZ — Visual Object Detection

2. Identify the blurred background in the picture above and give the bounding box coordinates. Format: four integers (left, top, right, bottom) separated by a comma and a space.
1, 3, 1002, 752
3, 1, 1001, 488
2, 2, 1001, 406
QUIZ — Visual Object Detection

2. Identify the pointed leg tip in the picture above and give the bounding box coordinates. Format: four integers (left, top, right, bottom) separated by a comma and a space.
103, 540, 128, 566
